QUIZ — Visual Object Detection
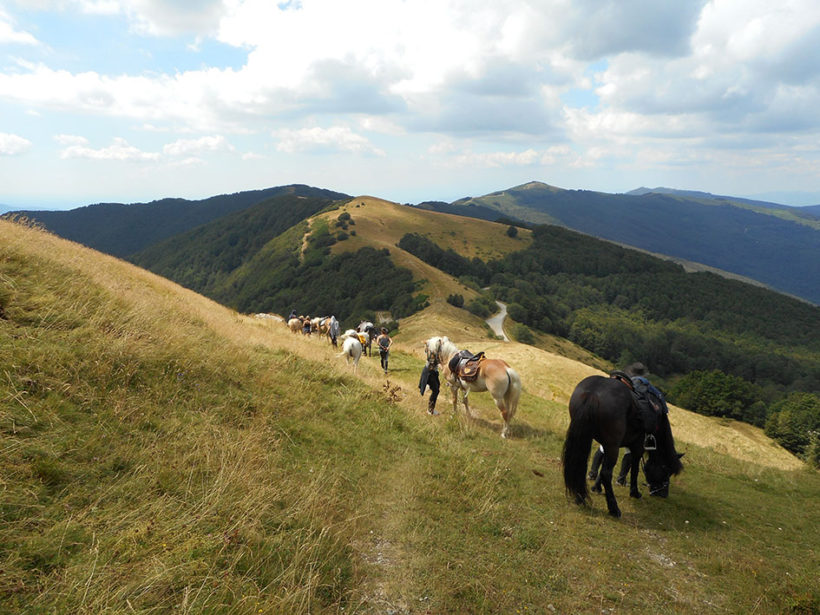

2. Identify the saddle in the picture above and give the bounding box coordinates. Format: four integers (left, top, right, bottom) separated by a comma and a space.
449, 350, 485, 383
610, 371, 663, 450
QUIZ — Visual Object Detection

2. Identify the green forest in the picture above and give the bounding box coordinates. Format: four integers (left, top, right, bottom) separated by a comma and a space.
221, 219, 426, 323
398, 227, 820, 461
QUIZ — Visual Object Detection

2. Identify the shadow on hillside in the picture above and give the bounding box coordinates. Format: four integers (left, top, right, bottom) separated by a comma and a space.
465, 416, 550, 440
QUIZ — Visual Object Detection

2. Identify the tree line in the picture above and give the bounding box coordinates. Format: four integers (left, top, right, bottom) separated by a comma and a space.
398, 227, 820, 462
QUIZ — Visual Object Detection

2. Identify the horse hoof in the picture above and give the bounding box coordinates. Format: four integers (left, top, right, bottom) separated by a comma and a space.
630, 491, 642, 499
591, 485, 602, 494
609, 508, 622, 518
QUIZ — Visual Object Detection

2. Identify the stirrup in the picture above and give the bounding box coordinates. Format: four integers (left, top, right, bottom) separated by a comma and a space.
644, 434, 657, 451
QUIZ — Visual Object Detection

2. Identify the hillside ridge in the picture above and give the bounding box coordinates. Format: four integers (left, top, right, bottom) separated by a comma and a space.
2, 218, 818, 614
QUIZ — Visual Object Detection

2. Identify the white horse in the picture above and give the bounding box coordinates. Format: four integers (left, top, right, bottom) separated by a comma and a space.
425, 335, 522, 438
338, 330, 363, 373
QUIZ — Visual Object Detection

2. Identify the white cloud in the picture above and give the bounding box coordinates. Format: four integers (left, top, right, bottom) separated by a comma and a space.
163, 135, 234, 156
3, 0, 820, 204
274, 125, 385, 156
54, 134, 90, 146
59, 137, 160, 161
0, 7, 39, 45
0, 132, 32, 155
450, 148, 541, 168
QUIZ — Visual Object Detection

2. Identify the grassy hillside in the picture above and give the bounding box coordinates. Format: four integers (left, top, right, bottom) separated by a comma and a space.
438, 181, 820, 305
7, 184, 349, 258
318, 197, 531, 303
130, 192, 343, 296
2, 219, 818, 614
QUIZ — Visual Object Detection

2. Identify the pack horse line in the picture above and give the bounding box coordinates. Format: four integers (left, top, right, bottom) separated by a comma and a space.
282, 311, 684, 518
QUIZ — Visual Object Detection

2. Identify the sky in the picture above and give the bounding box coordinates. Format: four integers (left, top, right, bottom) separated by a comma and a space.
2, 0, 820, 211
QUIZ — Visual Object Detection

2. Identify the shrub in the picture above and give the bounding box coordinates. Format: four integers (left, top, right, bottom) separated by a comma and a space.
447, 294, 464, 308
513, 323, 534, 344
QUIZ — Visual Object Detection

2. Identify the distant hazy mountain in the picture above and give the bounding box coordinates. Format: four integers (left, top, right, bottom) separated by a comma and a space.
419, 181, 819, 304
5, 184, 349, 258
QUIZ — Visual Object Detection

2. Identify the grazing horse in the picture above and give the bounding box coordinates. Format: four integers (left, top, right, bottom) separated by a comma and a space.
287, 318, 302, 334
338, 330, 363, 373
424, 336, 522, 439
562, 375, 684, 518
357, 321, 377, 356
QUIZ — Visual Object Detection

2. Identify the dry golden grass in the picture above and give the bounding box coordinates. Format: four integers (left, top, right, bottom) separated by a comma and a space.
3, 219, 817, 615
312, 197, 529, 303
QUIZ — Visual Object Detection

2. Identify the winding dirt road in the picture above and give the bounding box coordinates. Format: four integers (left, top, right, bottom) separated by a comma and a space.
486, 301, 509, 341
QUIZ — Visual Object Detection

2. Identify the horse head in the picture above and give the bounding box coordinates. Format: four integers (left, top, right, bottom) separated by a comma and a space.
425, 336, 447, 368
643, 451, 684, 497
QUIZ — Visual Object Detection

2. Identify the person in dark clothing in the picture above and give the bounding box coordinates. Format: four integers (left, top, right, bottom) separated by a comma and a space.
419, 363, 440, 415
376, 327, 392, 374
589, 445, 632, 486
625, 362, 669, 449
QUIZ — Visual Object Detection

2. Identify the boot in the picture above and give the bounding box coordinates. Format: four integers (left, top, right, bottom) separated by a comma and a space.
588, 449, 603, 480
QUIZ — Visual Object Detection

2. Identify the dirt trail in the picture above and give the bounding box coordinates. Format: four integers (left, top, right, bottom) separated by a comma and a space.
486, 301, 509, 341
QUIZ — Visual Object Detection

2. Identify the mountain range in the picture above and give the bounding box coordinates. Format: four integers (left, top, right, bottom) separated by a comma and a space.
418, 181, 820, 304
6, 180, 819, 306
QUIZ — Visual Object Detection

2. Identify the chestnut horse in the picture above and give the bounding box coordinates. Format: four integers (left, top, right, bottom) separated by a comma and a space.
424, 336, 522, 438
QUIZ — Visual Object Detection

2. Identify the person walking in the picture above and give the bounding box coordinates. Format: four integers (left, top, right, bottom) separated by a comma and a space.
376, 327, 392, 374
419, 362, 440, 415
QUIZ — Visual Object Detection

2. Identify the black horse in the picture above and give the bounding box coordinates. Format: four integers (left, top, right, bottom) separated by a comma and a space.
562, 375, 683, 518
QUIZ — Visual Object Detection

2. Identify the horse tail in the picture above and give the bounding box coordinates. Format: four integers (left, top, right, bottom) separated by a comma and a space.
658, 413, 684, 475
504, 367, 522, 424
562, 392, 596, 506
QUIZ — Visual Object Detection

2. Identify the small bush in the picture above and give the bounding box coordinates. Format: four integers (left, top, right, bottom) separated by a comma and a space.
513, 323, 534, 344
466, 299, 490, 318
447, 294, 464, 308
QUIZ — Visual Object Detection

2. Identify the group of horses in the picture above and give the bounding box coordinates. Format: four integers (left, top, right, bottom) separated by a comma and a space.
422, 335, 683, 518
285, 318, 683, 518
287, 314, 339, 340
286, 315, 378, 373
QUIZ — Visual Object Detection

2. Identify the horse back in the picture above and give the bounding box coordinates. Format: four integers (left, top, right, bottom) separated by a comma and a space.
569, 375, 636, 445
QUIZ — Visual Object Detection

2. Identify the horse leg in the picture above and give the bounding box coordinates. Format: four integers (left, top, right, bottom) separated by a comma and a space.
462, 389, 474, 419
494, 397, 510, 438
600, 447, 622, 518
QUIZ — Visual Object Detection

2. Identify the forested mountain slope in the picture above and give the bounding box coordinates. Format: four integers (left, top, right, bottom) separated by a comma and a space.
421, 181, 820, 304
6, 184, 349, 257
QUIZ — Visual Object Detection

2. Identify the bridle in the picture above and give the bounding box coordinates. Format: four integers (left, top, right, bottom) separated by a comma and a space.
426, 339, 442, 369
640, 455, 670, 495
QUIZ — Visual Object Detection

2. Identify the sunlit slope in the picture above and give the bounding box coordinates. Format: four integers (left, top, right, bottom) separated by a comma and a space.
315, 196, 531, 302
394, 307, 804, 471
1, 219, 815, 614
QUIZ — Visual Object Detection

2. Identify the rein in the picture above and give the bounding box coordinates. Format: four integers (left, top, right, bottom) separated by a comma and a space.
640, 454, 670, 495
